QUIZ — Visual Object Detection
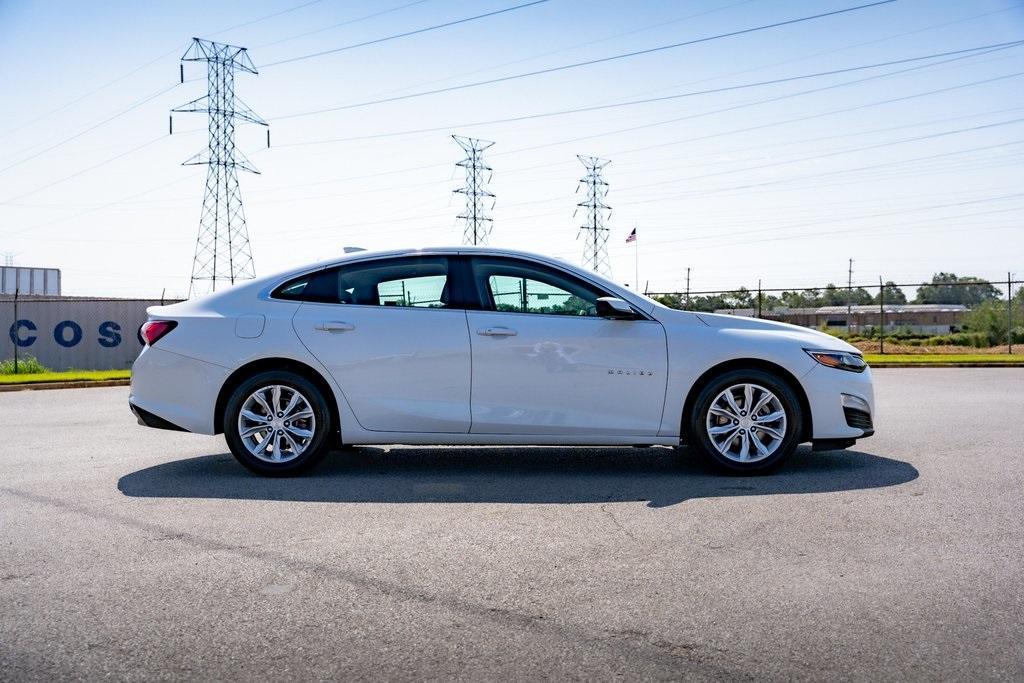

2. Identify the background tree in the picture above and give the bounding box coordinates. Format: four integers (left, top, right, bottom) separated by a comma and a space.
874, 281, 908, 304
963, 287, 1024, 344
913, 273, 1001, 306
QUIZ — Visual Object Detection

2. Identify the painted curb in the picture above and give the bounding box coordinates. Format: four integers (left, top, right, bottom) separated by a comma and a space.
869, 363, 1024, 368
0, 379, 131, 392
1, 363, 1021, 392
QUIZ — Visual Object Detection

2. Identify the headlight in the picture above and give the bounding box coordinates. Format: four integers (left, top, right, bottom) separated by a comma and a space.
804, 349, 867, 373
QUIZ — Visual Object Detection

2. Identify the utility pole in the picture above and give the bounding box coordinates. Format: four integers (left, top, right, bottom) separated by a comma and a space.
1, 252, 15, 267
575, 155, 612, 276
757, 279, 763, 319
452, 135, 495, 245
1009, 272, 1014, 355
12, 287, 19, 374
879, 275, 885, 355
173, 38, 267, 298
847, 258, 854, 334
685, 267, 691, 308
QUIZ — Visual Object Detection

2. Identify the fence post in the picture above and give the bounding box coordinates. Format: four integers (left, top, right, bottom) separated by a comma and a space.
1009, 272, 1014, 355
878, 276, 885, 355
13, 287, 19, 374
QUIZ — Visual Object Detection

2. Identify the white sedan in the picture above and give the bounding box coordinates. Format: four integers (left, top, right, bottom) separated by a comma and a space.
130, 247, 874, 475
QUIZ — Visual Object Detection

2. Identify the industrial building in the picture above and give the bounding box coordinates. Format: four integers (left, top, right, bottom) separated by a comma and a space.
714, 303, 968, 335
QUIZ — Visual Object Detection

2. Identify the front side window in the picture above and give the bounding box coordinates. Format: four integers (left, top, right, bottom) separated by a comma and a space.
471, 257, 605, 317
273, 256, 452, 308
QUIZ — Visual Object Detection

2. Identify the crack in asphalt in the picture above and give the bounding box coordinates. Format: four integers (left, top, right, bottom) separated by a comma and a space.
0, 484, 742, 680
600, 502, 640, 544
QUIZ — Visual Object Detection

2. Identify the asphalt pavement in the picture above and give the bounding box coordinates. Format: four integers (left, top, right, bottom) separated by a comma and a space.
1, 369, 1022, 680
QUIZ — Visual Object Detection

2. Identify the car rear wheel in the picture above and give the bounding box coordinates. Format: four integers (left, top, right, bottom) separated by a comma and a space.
224, 371, 331, 476
689, 368, 803, 474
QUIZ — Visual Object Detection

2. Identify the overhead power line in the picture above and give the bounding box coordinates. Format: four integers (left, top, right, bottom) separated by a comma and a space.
0, 49, 182, 140
255, 0, 434, 49
650, 193, 1024, 252
354, 0, 757, 102
623, 139, 1024, 207
238, 64, 1024, 211
0, 83, 179, 176
260, 0, 549, 68
270, 58, 1024, 199
602, 66, 1024, 160
270, 0, 897, 120
202, 0, 328, 39
0, 134, 177, 205
275, 40, 1024, 147
0, 0, 329, 140
618, 116, 1024, 193
487, 51, 1024, 161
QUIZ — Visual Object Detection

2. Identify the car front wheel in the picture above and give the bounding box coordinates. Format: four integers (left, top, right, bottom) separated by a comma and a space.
223, 371, 331, 476
689, 369, 803, 474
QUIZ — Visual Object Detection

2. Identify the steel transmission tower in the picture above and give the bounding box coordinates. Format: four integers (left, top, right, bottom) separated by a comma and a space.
452, 135, 495, 245
575, 155, 612, 276
173, 38, 267, 297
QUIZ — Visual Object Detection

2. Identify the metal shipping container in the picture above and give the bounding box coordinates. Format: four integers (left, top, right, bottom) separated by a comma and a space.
0, 266, 61, 296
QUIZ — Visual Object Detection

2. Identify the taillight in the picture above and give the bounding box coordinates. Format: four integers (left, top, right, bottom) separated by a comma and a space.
140, 320, 177, 346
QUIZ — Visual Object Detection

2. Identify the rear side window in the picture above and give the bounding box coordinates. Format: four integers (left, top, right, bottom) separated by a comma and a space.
272, 257, 454, 308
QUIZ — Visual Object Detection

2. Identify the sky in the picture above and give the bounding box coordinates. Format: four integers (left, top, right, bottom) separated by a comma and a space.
1, 0, 1022, 298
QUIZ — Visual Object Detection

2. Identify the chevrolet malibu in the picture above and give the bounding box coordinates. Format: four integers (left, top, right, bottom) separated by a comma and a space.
130, 247, 874, 475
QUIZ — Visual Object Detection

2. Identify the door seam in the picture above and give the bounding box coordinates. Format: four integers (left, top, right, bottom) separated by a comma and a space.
464, 309, 474, 434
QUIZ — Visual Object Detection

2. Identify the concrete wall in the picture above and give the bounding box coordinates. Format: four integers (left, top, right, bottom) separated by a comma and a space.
1, 298, 176, 371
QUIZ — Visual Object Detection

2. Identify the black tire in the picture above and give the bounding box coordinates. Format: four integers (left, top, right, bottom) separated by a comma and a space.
223, 370, 332, 476
688, 368, 803, 474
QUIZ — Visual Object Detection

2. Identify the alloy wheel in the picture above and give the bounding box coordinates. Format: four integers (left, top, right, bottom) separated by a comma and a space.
237, 384, 317, 463
705, 382, 787, 463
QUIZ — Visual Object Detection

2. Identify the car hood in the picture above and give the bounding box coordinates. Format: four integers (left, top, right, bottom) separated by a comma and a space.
693, 311, 862, 354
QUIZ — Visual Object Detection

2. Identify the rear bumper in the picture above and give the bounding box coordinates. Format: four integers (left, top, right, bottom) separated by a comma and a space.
129, 401, 187, 432
129, 345, 230, 435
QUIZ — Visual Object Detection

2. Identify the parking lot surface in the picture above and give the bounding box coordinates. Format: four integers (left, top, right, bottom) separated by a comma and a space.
1, 369, 1022, 680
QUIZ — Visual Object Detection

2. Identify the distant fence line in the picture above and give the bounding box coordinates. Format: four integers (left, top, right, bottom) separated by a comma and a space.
647, 277, 1023, 354
2, 277, 1022, 371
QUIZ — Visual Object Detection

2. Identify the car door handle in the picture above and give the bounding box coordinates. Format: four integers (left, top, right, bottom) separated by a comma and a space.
315, 321, 355, 332
477, 326, 517, 337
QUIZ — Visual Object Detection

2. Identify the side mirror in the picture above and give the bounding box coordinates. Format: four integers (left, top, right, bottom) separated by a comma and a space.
596, 297, 638, 320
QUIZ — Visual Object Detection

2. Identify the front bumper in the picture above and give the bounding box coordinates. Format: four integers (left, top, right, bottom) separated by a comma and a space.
802, 363, 876, 441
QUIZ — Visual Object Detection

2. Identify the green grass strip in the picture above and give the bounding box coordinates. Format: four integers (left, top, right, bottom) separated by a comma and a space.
865, 354, 1022, 364
0, 369, 132, 385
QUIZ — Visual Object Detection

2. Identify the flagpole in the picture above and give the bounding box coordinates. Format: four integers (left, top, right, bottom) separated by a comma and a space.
634, 226, 639, 291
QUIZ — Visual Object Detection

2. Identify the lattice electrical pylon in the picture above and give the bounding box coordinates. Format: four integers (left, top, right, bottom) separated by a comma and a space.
574, 155, 612, 276
452, 135, 495, 245
172, 38, 267, 297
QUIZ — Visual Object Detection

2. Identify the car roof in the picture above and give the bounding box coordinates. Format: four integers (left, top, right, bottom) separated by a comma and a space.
202, 245, 658, 317
321, 245, 563, 263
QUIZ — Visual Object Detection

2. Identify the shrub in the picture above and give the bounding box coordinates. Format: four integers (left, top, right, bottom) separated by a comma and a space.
0, 355, 49, 375
919, 332, 990, 348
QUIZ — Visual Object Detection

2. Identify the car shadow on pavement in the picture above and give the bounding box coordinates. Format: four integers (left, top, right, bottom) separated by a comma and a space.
117, 446, 918, 508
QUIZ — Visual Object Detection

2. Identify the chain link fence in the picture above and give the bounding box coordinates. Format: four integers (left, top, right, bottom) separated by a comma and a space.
2, 277, 1022, 372
648, 277, 1023, 356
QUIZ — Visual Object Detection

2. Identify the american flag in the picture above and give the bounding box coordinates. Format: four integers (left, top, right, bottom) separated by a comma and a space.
625, 228, 637, 243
